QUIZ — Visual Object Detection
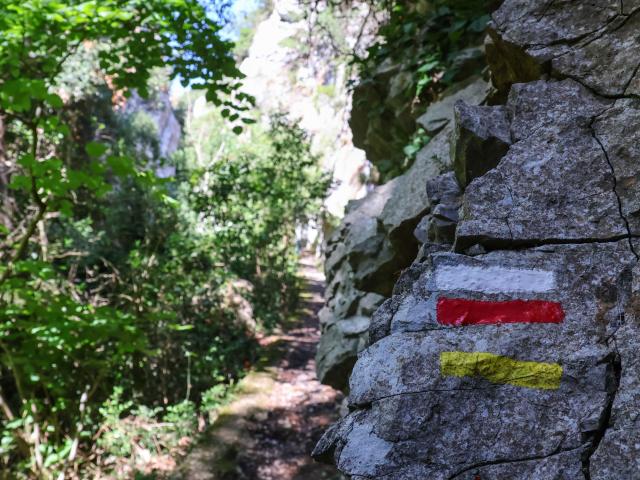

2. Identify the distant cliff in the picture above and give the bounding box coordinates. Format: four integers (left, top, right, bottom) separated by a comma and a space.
240, 0, 380, 219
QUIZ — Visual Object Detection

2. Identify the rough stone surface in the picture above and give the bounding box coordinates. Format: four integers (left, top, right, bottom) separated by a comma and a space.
416, 78, 490, 135
317, 243, 636, 478
349, 60, 415, 173
316, 0, 640, 476
317, 81, 490, 390
451, 101, 511, 187
349, 47, 487, 177
316, 123, 453, 390
414, 172, 463, 246
592, 98, 640, 237
488, 0, 640, 97
455, 80, 624, 251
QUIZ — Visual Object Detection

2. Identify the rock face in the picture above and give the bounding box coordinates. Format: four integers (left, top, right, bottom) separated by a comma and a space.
316, 80, 489, 391
124, 90, 181, 178
451, 100, 511, 187
351, 50, 487, 180
315, 1, 640, 478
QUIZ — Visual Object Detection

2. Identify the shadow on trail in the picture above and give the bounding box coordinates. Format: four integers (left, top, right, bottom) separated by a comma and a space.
174, 256, 344, 480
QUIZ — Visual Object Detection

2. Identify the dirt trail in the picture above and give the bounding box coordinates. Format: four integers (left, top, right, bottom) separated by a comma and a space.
174, 257, 343, 480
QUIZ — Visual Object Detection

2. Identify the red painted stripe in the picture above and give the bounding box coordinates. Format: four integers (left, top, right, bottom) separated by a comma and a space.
437, 298, 564, 326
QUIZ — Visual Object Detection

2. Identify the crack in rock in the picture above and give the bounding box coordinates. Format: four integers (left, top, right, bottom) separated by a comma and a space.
589, 116, 640, 260
448, 445, 586, 480
580, 353, 622, 479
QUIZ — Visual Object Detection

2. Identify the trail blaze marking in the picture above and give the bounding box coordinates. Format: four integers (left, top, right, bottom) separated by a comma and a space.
434, 265, 556, 294
439, 351, 563, 390
437, 298, 565, 326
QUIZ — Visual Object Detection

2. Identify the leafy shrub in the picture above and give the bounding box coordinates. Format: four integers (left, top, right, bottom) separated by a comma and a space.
0, 1, 327, 478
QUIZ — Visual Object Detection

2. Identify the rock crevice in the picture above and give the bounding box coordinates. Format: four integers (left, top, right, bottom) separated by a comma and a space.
588, 117, 639, 260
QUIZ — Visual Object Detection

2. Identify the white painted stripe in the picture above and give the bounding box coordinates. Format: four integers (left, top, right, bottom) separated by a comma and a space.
434, 265, 556, 294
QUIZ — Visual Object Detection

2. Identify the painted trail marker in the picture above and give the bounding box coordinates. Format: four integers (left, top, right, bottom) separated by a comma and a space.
434, 265, 556, 294
435, 264, 564, 389
437, 298, 565, 326
440, 351, 563, 390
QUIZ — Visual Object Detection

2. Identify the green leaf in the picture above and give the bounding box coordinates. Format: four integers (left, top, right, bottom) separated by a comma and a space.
85, 142, 108, 157
8, 174, 31, 191
17, 154, 36, 168
107, 156, 135, 177
45, 93, 64, 109
168, 324, 194, 331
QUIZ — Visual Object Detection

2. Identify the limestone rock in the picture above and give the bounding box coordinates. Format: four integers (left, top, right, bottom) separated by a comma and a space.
325, 184, 392, 277
317, 122, 455, 391
589, 255, 640, 479
318, 1, 640, 477
379, 123, 453, 249
591, 98, 640, 236
349, 63, 416, 175
356, 292, 385, 317
484, 30, 544, 95
491, 0, 619, 48
414, 172, 463, 246
448, 46, 486, 83
350, 52, 487, 179
551, 13, 640, 97
315, 315, 369, 391
488, 0, 640, 97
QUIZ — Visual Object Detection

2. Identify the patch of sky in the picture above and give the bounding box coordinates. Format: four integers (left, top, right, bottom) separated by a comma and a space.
171, 0, 262, 96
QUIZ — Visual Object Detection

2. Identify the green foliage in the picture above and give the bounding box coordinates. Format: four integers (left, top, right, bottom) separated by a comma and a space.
403, 127, 431, 162
317, 84, 337, 99
97, 388, 198, 469
359, 0, 490, 101
0, 0, 251, 118
352, 0, 492, 181
187, 113, 331, 328
0, 0, 327, 477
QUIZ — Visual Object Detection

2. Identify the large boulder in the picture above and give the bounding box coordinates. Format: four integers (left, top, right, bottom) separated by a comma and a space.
416, 77, 490, 135
350, 46, 489, 180
487, 0, 640, 97
451, 100, 511, 187
455, 79, 622, 251
349, 61, 418, 176
316, 242, 636, 478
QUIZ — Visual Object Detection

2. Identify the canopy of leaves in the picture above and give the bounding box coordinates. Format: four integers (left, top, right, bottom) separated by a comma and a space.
0, 1, 327, 477
0, 0, 249, 106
